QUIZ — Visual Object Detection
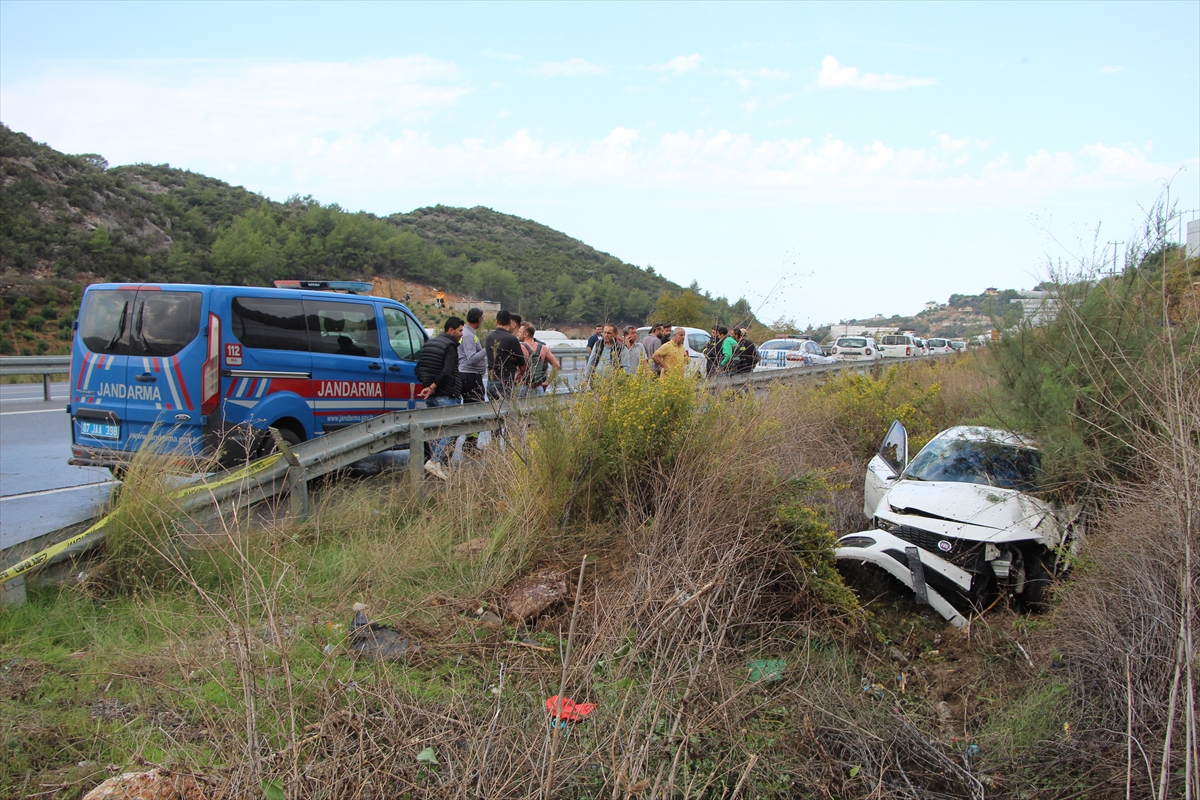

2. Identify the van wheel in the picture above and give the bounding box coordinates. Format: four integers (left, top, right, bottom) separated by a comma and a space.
258, 426, 303, 458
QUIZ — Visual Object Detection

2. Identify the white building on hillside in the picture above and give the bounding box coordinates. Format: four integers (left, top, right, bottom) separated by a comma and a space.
1015, 290, 1060, 326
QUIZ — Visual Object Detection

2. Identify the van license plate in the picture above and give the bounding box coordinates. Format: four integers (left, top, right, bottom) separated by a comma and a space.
80, 421, 119, 440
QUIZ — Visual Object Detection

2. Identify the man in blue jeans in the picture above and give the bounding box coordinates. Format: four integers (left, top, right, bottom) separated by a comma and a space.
415, 316, 465, 480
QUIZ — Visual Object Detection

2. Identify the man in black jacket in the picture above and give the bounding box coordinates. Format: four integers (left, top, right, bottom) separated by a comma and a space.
732, 327, 759, 374
416, 316, 464, 480
485, 309, 523, 400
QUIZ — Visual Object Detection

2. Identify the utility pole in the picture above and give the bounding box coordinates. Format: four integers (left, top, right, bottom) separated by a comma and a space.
1106, 241, 1125, 276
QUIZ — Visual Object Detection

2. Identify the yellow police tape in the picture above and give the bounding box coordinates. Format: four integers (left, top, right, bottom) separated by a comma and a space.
0, 453, 284, 586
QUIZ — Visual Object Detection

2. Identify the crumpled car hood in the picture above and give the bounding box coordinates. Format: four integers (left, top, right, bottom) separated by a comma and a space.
884, 480, 1055, 535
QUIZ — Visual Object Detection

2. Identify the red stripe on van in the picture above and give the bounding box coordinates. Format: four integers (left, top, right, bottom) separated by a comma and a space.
172, 357, 193, 409
247, 378, 259, 397
76, 353, 91, 389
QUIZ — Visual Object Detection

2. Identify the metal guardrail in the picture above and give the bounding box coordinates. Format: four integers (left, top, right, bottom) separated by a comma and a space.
0, 355, 72, 400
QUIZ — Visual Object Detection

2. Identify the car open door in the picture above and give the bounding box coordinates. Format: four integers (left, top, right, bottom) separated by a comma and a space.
864, 419, 908, 517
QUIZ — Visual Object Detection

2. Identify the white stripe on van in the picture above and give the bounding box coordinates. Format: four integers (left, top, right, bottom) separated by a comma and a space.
160, 358, 183, 409
255, 379, 269, 398
83, 356, 98, 389
235, 379, 247, 398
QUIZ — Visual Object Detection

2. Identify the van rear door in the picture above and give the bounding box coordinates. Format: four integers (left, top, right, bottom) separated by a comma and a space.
72, 287, 136, 454
122, 289, 206, 457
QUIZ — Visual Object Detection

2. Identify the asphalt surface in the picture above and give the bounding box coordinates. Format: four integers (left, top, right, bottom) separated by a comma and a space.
0, 381, 114, 551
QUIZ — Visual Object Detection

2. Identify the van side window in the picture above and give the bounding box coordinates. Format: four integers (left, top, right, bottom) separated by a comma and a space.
131, 292, 202, 357
232, 297, 309, 352
304, 300, 381, 358
79, 289, 136, 354
687, 333, 709, 352
382, 307, 425, 361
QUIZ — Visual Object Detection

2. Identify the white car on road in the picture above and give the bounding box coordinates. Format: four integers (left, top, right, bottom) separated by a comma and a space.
878, 334, 923, 358
831, 336, 883, 363
835, 421, 1082, 626
754, 338, 836, 370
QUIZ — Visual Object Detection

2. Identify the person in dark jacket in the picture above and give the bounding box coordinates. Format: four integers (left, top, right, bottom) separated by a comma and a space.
732, 327, 759, 374
485, 309, 523, 400
415, 316, 464, 480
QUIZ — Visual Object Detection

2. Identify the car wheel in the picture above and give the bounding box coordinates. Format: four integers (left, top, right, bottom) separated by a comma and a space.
1020, 547, 1054, 612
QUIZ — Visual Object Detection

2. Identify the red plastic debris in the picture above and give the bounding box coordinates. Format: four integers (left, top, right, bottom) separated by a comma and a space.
545, 695, 597, 723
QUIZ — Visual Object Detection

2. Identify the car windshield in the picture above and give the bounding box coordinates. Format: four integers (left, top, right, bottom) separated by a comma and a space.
929, 339, 947, 347
762, 340, 802, 350
881, 335, 907, 345
904, 437, 1042, 492
837, 337, 867, 347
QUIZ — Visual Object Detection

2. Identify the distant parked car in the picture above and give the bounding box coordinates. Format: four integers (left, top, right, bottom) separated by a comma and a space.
949, 340, 967, 352
754, 338, 835, 370
878, 334, 922, 358
925, 338, 953, 354
831, 336, 883, 363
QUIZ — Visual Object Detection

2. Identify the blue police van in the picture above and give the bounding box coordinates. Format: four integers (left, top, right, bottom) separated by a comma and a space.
68, 281, 429, 472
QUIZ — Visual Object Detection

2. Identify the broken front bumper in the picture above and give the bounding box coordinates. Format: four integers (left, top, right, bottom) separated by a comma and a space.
835, 530, 970, 626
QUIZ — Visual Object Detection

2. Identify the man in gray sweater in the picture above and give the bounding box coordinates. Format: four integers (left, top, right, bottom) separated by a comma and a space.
458, 307, 487, 404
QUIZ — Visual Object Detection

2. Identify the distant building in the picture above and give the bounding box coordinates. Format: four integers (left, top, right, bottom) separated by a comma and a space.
826, 324, 897, 341
923, 301, 938, 312
1188, 219, 1200, 259
1015, 290, 1059, 326
452, 299, 501, 313
984, 287, 999, 296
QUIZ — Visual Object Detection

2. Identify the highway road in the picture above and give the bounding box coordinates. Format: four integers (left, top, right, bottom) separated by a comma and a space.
0, 381, 114, 550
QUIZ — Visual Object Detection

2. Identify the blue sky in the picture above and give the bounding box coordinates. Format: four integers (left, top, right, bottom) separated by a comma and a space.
2, 1, 1197, 325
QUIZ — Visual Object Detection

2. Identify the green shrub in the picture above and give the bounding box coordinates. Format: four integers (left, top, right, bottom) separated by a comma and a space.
26, 314, 45, 332
9, 297, 31, 321
39, 304, 58, 320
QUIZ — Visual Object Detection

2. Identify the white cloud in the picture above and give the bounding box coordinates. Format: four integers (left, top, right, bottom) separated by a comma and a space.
0, 56, 468, 172
654, 54, 702, 75
723, 67, 791, 90
528, 58, 608, 77
0, 57, 1180, 220
815, 56, 936, 90
1099, 65, 1125, 74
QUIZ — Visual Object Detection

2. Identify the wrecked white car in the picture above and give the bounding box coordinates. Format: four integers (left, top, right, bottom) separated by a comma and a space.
835, 421, 1083, 626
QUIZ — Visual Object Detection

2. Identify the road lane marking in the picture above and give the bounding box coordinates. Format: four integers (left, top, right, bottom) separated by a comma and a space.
0, 408, 64, 415
0, 482, 115, 502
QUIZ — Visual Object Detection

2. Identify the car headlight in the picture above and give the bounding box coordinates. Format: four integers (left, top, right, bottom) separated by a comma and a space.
875, 517, 899, 533
838, 535, 877, 548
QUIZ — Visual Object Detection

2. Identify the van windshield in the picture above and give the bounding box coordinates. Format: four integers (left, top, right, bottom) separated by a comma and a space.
905, 438, 1042, 492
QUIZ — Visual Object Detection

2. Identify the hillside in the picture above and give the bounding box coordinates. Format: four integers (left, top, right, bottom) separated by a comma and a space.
0, 124, 755, 345
839, 288, 1027, 339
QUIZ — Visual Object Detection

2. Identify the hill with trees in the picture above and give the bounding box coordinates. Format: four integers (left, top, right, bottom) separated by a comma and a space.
0, 124, 757, 352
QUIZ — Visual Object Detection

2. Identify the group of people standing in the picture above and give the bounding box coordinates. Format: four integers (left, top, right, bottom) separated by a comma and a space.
583, 323, 690, 378
583, 322, 758, 378
413, 312, 759, 480
413, 307, 561, 480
